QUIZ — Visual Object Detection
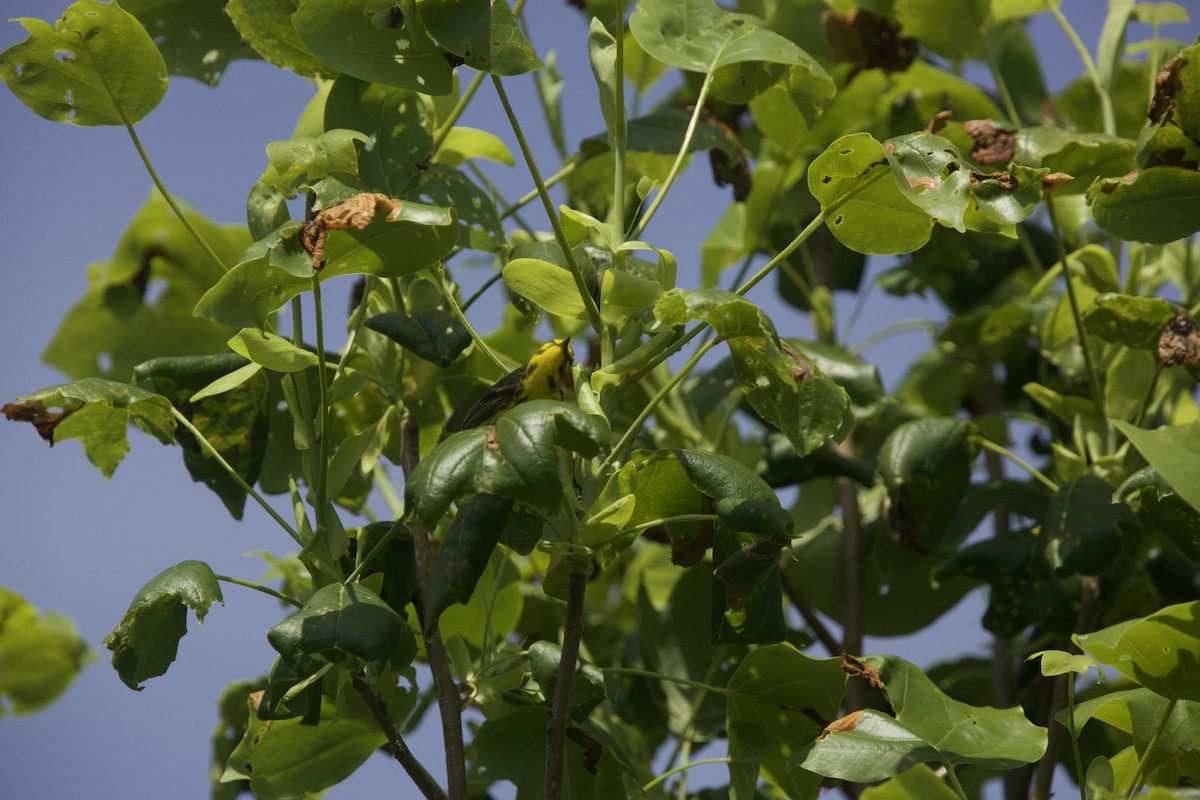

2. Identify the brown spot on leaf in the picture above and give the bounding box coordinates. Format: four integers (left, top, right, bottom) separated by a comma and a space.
1158, 310, 1200, 366
969, 170, 1018, 190
2, 399, 75, 444
962, 119, 1015, 165
1145, 147, 1200, 171
908, 175, 939, 190
819, 709, 865, 739
822, 9, 918, 74
302, 193, 404, 269
249, 690, 265, 712
884, 141, 897, 154
1148, 55, 1186, 123
841, 653, 892, 706
485, 428, 502, 451
779, 341, 812, 382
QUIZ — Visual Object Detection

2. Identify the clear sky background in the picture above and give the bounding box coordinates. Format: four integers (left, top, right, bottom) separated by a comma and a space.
0, 1, 1164, 797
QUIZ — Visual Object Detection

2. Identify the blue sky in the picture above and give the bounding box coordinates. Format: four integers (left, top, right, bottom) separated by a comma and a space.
0, 1, 1150, 797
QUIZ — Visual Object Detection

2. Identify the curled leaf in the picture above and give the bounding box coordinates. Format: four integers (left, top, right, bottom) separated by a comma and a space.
303, 193, 405, 268
1158, 311, 1200, 366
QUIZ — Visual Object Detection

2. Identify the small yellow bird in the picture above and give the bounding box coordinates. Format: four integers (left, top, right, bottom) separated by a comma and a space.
459, 338, 575, 430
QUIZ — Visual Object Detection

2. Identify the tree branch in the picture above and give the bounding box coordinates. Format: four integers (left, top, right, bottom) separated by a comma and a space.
353, 677, 447, 800
545, 569, 588, 800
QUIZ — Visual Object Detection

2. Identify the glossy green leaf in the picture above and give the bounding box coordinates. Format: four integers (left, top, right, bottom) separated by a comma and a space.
809, 133, 932, 255
324, 76, 433, 195
104, 561, 223, 690
630, 0, 819, 74
293, 0, 453, 94
121, 0, 260, 86
223, 688, 389, 797
529, 640, 607, 722
674, 448, 776, 504
226, 0, 332, 78
1089, 167, 1200, 244
794, 709, 944, 782
41, 193, 247, 381
414, 164, 507, 251
884, 133, 973, 232
0, 589, 92, 715
365, 309, 470, 367
726, 644, 844, 798
1065, 687, 1200, 778
894, 0, 989, 60
1031, 649, 1102, 677
1041, 475, 1131, 575
714, 498, 793, 543
267, 582, 408, 674
432, 127, 514, 168
588, 17, 620, 149
259, 129, 369, 198
228, 329, 319, 372
878, 418, 975, 553
1075, 600, 1200, 702
420, 0, 542, 75
424, 492, 512, 636
0, 0, 167, 126
711, 524, 784, 646
407, 401, 609, 528
11, 378, 175, 478
1114, 419, 1200, 514
504, 258, 589, 319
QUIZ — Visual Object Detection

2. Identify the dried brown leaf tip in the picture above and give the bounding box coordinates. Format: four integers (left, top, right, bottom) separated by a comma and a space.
841, 652, 891, 704
1158, 310, 1200, 367
302, 193, 404, 269
969, 170, 1018, 190
822, 9, 917, 74
2, 400, 75, 444
1041, 172, 1074, 193
818, 709, 865, 740
779, 341, 812, 382
1148, 55, 1185, 124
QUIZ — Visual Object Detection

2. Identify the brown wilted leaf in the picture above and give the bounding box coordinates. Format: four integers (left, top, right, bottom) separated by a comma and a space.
2, 399, 75, 444
970, 170, 1018, 190
302, 193, 404, 269
1158, 311, 1200, 366
923, 110, 954, 134
779, 341, 812, 382
566, 728, 604, 774
963, 119, 1015, 165
1041, 172, 1074, 192
823, 9, 918, 74
1145, 147, 1200, 171
819, 709, 865, 739
842, 653, 892, 706
1148, 55, 1185, 124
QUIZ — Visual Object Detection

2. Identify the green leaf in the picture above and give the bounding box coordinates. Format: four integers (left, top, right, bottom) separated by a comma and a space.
503, 258, 589, 319
0, 588, 92, 715
1040, 475, 1131, 575
1014, 127, 1136, 195
1114, 419, 1200, 515
365, 310, 471, 367
103, 561, 223, 690
714, 498, 794, 543
794, 709, 944, 782
226, 0, 333, 78
1083, 293, 1177, 348
858, 764, 959, 800
726, 644, 844, 798
1075, 600, 1200, 702
673, 448, 776, 504
324, 75, 433, 195
1089, 167, 1200, 244
588, 17, 620, 149
1065, 687, 1200, 778
223, 687, 390, 797
1030, 649, 1103, 677
0, 0, 167, 126
407, 401, 609, 528
420, 0, 543, 75
415, 164, 507, 252
41, 193, 247, 382
293, 0, 452, 93
877, 418, 976, 553
528, 640, 607, 722
432, 127, 514, 168
884, 133, 973, 232
11, 378, 175, 478
894, 0, 989, 60
809, 133, 933, 255
424, 492, 512, 636
260, 129, 370, 198
228, 329, 319, 372
630, 0, 822, 74
267, 582, 409, 675
121, 0, 260, 86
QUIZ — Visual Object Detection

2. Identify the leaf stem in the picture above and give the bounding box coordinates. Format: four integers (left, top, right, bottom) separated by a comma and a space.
170, 407, 302, 545
944, 764, 971, 800
431, 71, 488, 157
1044, 0, 1115, 135
1066, 672, 1088, 800
592, 514, 720, 549
544, 568, 588, 800
642, 759, 735, 795
603, 667, 737, 697
629, 70, 715, 241
334, 275, 375, 385
610, 0, 628, 256
491, 74, 609, 358
983, 39, 1023, 126
1127, 695, 1178, 796
461, 271, 506, 312
500, 160, 578, 222
971, 436, 1060, 492
353, 677, 449, 800
310, 271, 333, 520
432, 263, 514, 375
598, 338, 720, 474
214, 574, 303, 608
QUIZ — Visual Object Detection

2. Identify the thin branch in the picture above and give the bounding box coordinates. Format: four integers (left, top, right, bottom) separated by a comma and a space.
544, 569, 588, 800
353, 677, 448, 800
214, 575, 303, 608
780, 570, 841, 656
836, 438, 865, 712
